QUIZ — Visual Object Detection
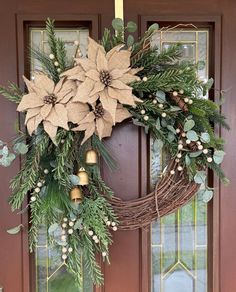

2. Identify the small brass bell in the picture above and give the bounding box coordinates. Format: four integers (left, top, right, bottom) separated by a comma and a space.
70, 187, 83, 204
77, 167, 89, 185
85, 149, 98, 165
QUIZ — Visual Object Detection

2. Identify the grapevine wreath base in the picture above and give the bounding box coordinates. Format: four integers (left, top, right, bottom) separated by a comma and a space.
109, 160, 200, 230
0, 18, 229, 288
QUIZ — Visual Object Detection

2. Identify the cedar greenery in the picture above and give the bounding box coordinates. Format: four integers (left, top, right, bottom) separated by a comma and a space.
0, 17, 229, 289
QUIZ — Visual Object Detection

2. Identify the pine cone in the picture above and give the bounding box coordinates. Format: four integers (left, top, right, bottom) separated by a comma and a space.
170, 93, 188, 112
99, 70, 112, 86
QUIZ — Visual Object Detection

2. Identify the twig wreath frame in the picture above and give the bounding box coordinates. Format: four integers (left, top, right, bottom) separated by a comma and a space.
0, 18, 229, 287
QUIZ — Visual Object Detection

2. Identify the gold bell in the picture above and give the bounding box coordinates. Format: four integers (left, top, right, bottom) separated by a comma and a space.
85, 149, 98, 165
77, 167, 89, 185
70, 187, 83, 204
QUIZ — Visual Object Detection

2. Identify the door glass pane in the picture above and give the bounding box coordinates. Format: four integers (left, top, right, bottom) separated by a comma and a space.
30, 27, 92, 292
151, 29, 209, 292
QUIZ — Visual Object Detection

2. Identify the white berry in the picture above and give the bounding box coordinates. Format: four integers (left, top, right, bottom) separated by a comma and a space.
161, 113, 167, 118
92, 235, 98, 241
188, 99, 193, 104
175, 158, 180, 163
37, 182, 43, 188
203, 149, 208, 154
198, 145, 203, 150
113, 226, 118, 231
179, 89, 184, 94
61, 235, 66, 241
57, 68, 61, 73
31, 196, 36, 202
111, 222, 116, 227
140, 109, 145, 115
186, 139, 191, 144
170, 170, 175, 175
106, 221, 111, 226
61, 230, 66, 235
68, 229, 74, 234
88, 230, 94, 236
68, 247, 73, 253
178, 140, 183, 144
62, 223, 67, 228
207, 157, 213, 163
35, 187, 40, 193
177, 153, 182, 158
173, 91, 178, 96
158, 103, 164, 109
74, 40, 79, 46
177, 166, 183, 171
176, 128, 181, 134
144, 115, 149, 121
69, 221, 74, 227
63, 218, 68, 222
153, 99, 157, 104
49, 54, 55, 60
142, 76, 148, 82
178, 144, 183, 150
197, 141, 201, 145
184, 97, 189, 103
102, 251, 107, 257
44, 169, 49, 174
62, 247, 67, 253
62, 254, 67, 260
95, 239, 99, 243
54, 61, 59, 67
181, 132, 186, 137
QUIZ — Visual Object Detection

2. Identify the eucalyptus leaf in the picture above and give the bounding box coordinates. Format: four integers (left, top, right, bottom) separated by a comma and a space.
202, 189, 214, 203
185, 155, 191, 166
7, 224, 23, 235
0, 140, 4, 146
189, 151, 202, 158
74, 218, 83, 230
169, 106, 181, 112
200, 132, 210, 143
126, 21, 137, 32
13, 142, 28, 154
194, 170, 207, 184
213, 150, 225, 164
2, 145, 8, 156
148, 23, 159, 32
156, 118, 161, 130
184, 120, 195, 131
112, 18, 124, 30
153, 139, 164, 152
155, 90, 166, 102
167, 132, 175, 143
186, 130, 198, 141
127, 35, 134, 47
69, 174, 80, 186
48, 223, 60, 235
0, 153, 16, 167
167, 125, 176, 134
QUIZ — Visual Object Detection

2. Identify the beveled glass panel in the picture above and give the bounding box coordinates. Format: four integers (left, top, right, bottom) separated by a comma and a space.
30, 27, 91, 292
151, 29, 209, 292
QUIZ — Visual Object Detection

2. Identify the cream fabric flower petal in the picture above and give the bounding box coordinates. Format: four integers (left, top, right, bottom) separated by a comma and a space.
106, 44, 124, 61
76, 58, 96, 71
108, 87, 135, 105
110, 68, 130, 79
43, 121, 58, 142
40, 104, 52, 119
95, 118, 105, 139
25, 107, 41, 124
46, 104, 68, 130
67, 102, 90, 124
26, 117, 36, 135
73, 78, 95, 102
108, 50, 131, 71
79, 111, 96, 125
73, 122, 96, 144
88, 37, 105, 62
34, 73, 55, 94
110, 79, 131, 90
115, 106, 132, 123
89, 81, 105, 96
23, 76, 35, 93
61, 66, 86, 81
85, 69, 100, 81
99, 90, 117, 123
17, 93, 44, 111
118, 72, 141, 84
96, 49, 108, 71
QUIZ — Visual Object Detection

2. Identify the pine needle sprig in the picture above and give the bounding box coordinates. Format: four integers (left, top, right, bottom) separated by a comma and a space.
0, 82, 23, 103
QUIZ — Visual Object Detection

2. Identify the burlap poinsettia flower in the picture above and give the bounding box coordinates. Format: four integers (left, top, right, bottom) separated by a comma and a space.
66, 101, 131, 144
17, 73, 75, 141
61, 37, 142, 123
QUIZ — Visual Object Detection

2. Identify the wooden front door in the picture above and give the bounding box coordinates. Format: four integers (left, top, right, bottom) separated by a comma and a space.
1, 1, 236, 292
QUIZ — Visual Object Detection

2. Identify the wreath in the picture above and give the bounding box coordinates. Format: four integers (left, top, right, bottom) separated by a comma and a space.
0, 18, 229, 287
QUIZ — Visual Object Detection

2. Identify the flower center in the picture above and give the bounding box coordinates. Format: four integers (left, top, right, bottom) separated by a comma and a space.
94, 104, 105, 119
43, 94, 57, 105
99, 70, 112, 87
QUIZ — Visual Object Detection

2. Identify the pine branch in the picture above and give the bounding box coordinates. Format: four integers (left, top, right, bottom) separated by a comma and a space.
0, 82, 23, 103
